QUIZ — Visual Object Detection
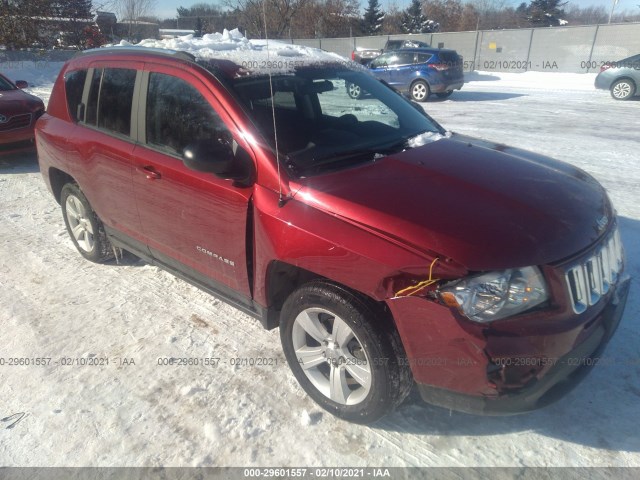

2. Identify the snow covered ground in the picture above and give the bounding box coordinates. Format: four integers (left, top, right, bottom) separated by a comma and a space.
1, 54, 639, 469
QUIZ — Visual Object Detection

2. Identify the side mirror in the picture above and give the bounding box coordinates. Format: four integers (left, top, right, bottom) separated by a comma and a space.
183, 139, 254, 185
15, 80, 28, 89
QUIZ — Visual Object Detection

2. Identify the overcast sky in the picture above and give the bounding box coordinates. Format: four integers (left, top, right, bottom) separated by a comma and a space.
153, 0, 640, 23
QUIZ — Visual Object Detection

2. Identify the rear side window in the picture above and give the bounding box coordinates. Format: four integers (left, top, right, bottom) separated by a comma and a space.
416, 53, 434, 64
64, 70, 87, 122
84, 68, 136, 136
145, 72, 231, 156
388, 52, 415, 66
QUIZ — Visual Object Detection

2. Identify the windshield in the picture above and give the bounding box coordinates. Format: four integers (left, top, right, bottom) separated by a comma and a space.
229, 67, 444, 176
0, 76, 16, 91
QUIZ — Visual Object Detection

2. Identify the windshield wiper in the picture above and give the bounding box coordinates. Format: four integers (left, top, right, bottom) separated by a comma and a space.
308, 137, 413, 168
287, 129, 442, 176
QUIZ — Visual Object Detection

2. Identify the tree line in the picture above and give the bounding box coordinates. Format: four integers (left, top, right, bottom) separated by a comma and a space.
2, 0, 639, 49
172, 0, 640, 39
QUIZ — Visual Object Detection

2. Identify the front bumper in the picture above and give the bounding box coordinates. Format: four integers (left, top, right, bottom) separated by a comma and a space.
387, 272, 630, 415
594, 74, 612, 91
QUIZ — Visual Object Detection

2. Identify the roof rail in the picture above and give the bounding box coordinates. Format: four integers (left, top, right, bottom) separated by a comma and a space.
74, 46, 196, 63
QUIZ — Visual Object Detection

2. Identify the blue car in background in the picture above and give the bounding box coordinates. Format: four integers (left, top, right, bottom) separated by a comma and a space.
347, 47, 465, 102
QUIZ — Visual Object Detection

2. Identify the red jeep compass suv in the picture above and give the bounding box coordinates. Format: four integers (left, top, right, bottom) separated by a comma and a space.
36, 46, 630, 423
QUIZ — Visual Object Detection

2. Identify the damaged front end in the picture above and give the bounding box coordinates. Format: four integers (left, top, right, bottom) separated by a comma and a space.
382, 230, 630, 415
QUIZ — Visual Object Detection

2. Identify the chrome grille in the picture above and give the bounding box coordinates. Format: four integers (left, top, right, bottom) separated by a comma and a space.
0, 113, 32, 132
565, 228, 624, 314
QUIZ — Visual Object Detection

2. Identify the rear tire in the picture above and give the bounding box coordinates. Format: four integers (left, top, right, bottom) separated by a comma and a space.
280, 281, 412, 424
61, 183, 114, 263
610, 79, 635, 100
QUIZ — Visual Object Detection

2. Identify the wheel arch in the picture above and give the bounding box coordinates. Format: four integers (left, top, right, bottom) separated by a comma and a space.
48, 167, 77, 205
611, 76, 637, 96
264, 260, 397, 332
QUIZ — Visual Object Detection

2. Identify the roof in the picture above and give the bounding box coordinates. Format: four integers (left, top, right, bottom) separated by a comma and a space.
75, 46, 195, 63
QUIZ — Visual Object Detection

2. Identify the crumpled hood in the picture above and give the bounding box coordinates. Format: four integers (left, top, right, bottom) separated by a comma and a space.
291, 134, 613, 271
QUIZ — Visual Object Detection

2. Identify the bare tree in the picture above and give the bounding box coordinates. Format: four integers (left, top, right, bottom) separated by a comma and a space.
228, 0, 313, 38
423, 0, 464, 32
115, 0, 157, 40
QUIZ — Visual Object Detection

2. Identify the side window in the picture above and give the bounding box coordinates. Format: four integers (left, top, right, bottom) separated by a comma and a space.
64, 69, 87, 122
145, 72, 231, 156
389, 52, 415, 66
97, 69, 136, 136
85, 68, 102, 126
415, 53, 433, 64
84, 67, 136, 136
370, 54, 391, 69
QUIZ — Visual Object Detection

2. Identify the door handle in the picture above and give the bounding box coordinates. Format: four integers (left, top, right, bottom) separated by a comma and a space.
140, 166, 161, 180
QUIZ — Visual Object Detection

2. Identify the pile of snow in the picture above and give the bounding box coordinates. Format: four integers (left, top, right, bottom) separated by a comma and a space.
116, 28, 350, 74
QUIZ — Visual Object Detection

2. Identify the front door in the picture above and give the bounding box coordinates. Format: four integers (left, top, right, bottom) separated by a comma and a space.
132, 68, 254, 302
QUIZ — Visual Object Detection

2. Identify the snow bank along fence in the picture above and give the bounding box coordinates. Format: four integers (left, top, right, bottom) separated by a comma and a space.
0, 50, 76, 75
292, 22, 640, 74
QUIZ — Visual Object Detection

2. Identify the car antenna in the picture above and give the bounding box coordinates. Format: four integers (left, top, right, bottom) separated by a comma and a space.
261, 3, 286, 208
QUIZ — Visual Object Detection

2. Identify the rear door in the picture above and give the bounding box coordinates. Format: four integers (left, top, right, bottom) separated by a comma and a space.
68, 63, 146, 248
131, 65, 254, 301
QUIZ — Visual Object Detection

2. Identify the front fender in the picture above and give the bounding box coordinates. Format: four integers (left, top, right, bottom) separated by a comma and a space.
252, 185, 466, 306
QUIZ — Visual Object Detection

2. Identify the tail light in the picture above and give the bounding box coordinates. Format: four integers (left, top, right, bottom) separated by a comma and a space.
351, 51, 356, 61
600, 63, 612, 72
429, 63, 449, 71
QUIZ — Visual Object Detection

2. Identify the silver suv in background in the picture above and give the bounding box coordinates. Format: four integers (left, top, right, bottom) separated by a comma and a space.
595, 54, 640, 100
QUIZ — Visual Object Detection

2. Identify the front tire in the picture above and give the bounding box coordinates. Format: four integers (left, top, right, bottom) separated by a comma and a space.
61, 183, 114, 263
410, 80, 430, 102
280, 281, 412, 424
610, 79, 635, 100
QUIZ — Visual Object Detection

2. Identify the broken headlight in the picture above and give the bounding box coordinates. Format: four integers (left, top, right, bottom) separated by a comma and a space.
439, 266, 548, 323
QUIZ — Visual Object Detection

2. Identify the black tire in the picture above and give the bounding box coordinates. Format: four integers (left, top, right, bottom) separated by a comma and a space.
435, 91, 453, 99
280, 281, 412, 424
60, 183, 114, 263
410, 80, 430, 102
346, 81, 363, 100
610, 79, 636, 100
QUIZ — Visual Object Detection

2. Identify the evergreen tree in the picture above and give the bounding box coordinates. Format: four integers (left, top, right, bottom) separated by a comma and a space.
527, 0, 568, 27
361, 0, 385, 35
52, 0, 92, 19
0, 0, 54, 48
53, 0, 94, 48
401, 0, 438, 33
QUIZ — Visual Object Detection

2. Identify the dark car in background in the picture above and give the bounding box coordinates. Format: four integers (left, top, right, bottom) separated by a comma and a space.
594, 54, 640, 100
0, 73, 45, 150
351, 39, 431, 65
348, 47, 464, 101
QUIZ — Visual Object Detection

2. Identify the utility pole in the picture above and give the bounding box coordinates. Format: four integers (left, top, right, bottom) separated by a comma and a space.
608, 0, 619, 24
